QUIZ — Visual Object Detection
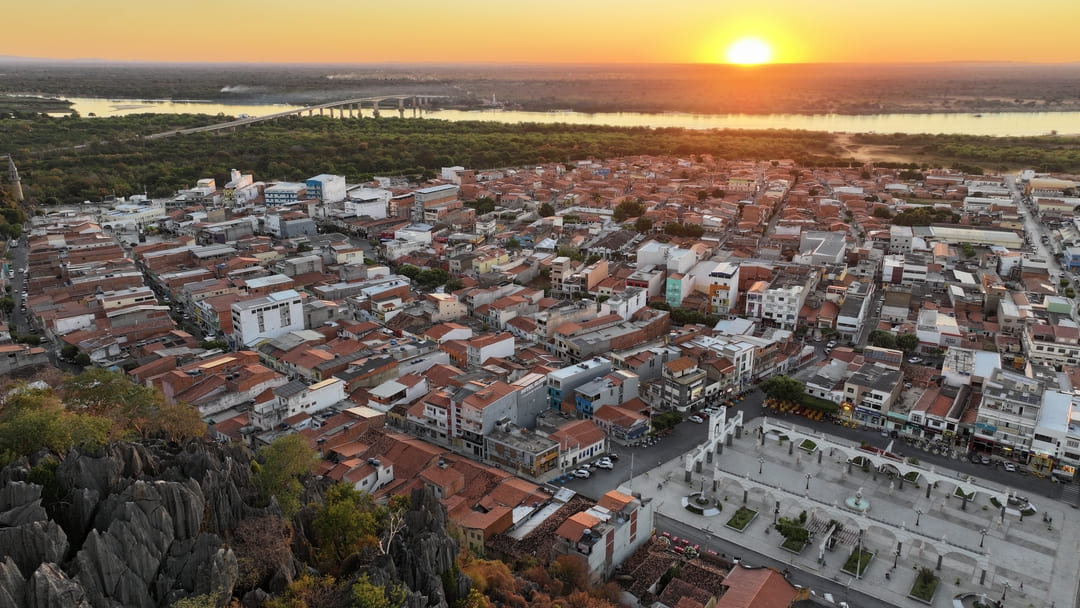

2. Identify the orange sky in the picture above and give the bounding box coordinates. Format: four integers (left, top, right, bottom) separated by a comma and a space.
4, 0, 1079, 65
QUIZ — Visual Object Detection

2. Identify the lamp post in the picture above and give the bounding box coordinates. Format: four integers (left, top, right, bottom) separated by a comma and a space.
915, 508, 922, 527
774, 500, 780, 524
759, 457, 765, 475
893, 545, 900, 568
980, 528, 987, 548
805, 473, 812, 490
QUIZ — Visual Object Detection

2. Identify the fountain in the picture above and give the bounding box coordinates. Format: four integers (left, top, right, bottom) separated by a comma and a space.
845, 487, 870, 513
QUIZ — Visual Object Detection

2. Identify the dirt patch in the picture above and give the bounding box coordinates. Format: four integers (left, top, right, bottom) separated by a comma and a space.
833, 133, 919, 164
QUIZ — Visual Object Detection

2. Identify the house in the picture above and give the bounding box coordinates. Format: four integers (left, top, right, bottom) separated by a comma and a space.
592, 399, 651, 445
549, 419, 607, 470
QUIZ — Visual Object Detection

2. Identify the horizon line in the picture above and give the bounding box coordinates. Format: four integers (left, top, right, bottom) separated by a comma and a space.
1, 56, 1079, 68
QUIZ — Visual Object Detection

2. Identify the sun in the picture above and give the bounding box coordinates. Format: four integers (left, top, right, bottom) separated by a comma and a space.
725, 37, 773, 65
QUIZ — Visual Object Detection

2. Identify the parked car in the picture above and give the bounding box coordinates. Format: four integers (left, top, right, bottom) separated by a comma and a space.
826, 340, 837, 349
688, 415, 705, 424
980, 454, 991, 465
596, 458, 614, 469
908, 356, 923, 364
1003, 462, 1017, 472
572, 469, 591, 479
608, 453, 619, 461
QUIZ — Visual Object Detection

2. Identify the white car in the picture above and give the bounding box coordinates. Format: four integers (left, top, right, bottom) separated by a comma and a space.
826, 340, 837, 349
688, 415, 705, 424
572, 469, 591, 479
596, 459, 614, 469
908, 356, 924, 364
1003, 462, 1017, 472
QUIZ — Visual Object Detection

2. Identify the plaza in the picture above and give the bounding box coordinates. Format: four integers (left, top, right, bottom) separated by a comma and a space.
638, 412, 1080, 608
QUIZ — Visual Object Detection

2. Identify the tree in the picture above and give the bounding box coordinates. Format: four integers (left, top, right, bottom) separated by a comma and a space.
232, 516, 294, 592
868, 330, 898, 349
505, 238, 521, 250
872, 207, 892, 219
296, 242, 313, 253
312, 483, 382, 568
634, 216, 653, 233
252, 434, 319, 517
60, 344, 79, 360
896, 334, 920, 352
351, 574, 405, 608
74, 353, 91, 366
538, 203, 555, 218
612, 199, 646, 222
199, 339, 229, 350
0, 296, 12, 314
759, 375, 805, 403
397, 264, 421, 281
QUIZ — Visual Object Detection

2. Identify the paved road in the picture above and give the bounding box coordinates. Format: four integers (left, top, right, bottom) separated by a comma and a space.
656, 513, 890, 608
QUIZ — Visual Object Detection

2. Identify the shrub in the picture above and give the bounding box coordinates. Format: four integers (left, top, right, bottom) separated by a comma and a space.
842, 549, 873, 577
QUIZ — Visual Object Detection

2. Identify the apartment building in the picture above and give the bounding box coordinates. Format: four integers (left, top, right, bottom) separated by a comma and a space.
231, 289, 305, 348
454, 381, 519, 458
547, 357, 613, 412
973, 367, 1050, 464
843, 363, 903, 427
1022, 323, 1080, 369
253, 377, 347, 430
661, 357, 707, 413
573, 370, 640, 418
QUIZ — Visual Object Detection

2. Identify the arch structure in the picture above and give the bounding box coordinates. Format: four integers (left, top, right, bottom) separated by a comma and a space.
762, 418, 1012, 507
683, 406, 744, 481
710, 466, 990, 575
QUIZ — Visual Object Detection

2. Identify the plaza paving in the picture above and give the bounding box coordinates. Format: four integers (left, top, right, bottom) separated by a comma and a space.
639, 415, 1080, 608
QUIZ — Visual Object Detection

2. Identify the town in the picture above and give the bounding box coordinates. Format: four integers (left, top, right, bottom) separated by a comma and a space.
6, 155, 1080, 607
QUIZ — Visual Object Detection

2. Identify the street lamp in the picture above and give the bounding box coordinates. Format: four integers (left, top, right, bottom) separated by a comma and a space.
774, 500, 780, 524
893, 545, 900, 568
915, 508, 922, 527
759, 457, 765, 475
980, 528, 987, 548
805, 473, 812, 490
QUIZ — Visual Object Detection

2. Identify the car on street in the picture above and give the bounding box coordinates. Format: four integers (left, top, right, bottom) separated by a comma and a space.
572, 469, 590, 479
908, 356, 923, 364
608, 453, 619, 461
1003, 462, 1017, 472
688, 415, 704, 424
596, 458, 614, 469
826, 340, 837, 349
979, 454, 991, 465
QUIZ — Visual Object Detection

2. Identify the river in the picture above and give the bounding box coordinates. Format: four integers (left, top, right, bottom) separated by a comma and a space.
60, 96, 1080, 137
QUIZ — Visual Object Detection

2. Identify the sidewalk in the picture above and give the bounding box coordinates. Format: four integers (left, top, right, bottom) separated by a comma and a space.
638, 416, 1080, 608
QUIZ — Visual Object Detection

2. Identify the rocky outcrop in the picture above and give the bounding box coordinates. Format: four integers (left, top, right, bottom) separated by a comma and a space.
0, 440, 467, 608
27, 563, 91, 608
366, 488, 470, 608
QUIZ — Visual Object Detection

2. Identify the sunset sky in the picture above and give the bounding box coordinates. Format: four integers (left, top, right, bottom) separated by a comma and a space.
5, 0, 1079, 65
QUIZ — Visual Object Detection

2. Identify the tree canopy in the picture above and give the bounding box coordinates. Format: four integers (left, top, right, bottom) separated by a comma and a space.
759, 375, 805, 403
252, 434, 319, 517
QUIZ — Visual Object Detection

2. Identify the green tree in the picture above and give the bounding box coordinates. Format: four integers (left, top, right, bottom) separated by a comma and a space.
0, 296, 13, 314
612, 199, 646, 222
313, 483, 382, 568
199, 339, 229, 350
252, 434, 319, 517
397, 264, 421, 281
296, 242, 313, 253
538, 203, 555, 218
634, 216, 653, 233
759, 375, 805, 403
872, 207, 892, 219
74, 353, 91, 366
868, 330, 898, 349
505, 238, 521, 250
896, 334, 920, 352
351, 574, 405, 608
60, 344, 79, 360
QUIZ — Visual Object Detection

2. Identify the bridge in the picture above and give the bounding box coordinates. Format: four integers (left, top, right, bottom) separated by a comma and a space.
145, 94, 449, 140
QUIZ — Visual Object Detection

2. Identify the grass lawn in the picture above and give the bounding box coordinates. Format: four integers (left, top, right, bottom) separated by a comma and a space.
780, 537, 806, 553
726, 507, 757, 531
799, 439, 817, 452
841, 549, 873, 577
909, 569, 939, 602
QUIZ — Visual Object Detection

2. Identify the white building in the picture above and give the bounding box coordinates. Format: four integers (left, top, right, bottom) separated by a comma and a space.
604, 287, 647, 321
915, 309, 963, 350
253, 377, 346, 430
306, 174, 347, 203
345, 187, 391, 219
231, 289, 305, 348
264, 182, 308, 205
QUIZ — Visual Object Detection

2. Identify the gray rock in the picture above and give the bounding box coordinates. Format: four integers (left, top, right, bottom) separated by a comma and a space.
62, 487, 101, 548
0, 556, 26, 607
27, 562, 91, 608
126, 479, 205, 541
0, 520, 69, 578
0, 481, 47, 527
156, 534, 238, 607
58, 451, 121, 498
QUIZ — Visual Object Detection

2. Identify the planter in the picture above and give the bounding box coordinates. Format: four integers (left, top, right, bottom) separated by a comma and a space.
725, 507, 758, 532
780, 538, 807, 554
953, 487, 975, 500
798, 439, 818, 453
908, 569, 939, 604
841, 549, 874, 577
903, 471, 920, 483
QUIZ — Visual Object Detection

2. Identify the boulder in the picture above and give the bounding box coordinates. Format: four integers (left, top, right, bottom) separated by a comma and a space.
0, 520, 69, 578
58, 450, 121, 498
0, 481, 47, 527
0, 556, 26, 607
156, 534, 238, 606
27, 562, 91, 608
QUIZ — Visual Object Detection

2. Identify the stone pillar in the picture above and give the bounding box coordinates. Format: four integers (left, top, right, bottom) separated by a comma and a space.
980, 568, 987, 585
706, 450, 713, 464
696, 461, 703, 473
735, 426, 743, 439
936, 554, 943, 570
898, 475, 904, 490
818, 451, 822, 464
319, 108, 324, 116
712, 479, 717, 491
789, 442, 794, 455
727, 434, 733, 447
926, 483, 932, 498
716, 443, 724, 456
684, 470, 692, 483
